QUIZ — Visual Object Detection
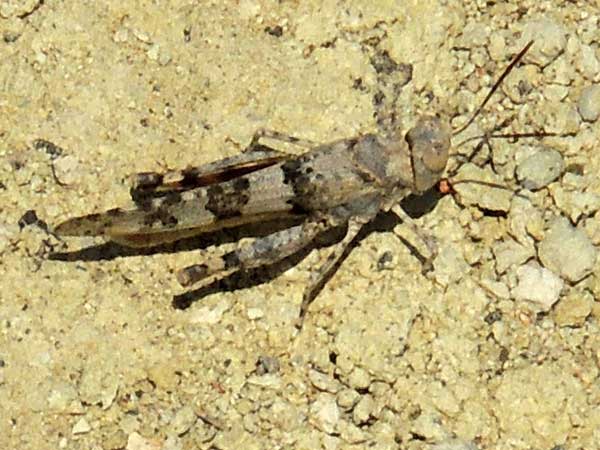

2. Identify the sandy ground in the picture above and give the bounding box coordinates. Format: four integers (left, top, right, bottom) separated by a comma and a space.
1, 1, 600, 449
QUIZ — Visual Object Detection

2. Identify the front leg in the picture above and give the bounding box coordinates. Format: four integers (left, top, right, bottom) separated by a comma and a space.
390, 203, 438, 274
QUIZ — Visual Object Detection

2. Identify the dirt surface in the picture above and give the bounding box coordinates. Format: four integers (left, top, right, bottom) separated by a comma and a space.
1, 1, 600, 449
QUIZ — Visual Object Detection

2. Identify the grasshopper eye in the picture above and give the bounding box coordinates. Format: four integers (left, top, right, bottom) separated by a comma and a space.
422, 140, 450, 173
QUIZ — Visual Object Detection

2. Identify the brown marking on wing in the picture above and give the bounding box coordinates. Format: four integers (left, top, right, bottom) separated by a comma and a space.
205, 177, 250, 219
131, 154, 288, 203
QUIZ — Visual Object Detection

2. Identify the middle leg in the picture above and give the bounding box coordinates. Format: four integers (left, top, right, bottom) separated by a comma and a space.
298, 215, 372, 327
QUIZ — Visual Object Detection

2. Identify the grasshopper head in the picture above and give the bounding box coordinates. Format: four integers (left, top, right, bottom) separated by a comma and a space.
405, 115, 451, 192
353, 115, 451, 193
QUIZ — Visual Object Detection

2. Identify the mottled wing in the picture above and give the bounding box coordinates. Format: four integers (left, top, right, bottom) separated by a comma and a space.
55, 149, 296, 247
54, 163, 305, 247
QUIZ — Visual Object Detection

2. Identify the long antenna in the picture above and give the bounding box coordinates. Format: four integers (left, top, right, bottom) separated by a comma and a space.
452, 40, 534, 136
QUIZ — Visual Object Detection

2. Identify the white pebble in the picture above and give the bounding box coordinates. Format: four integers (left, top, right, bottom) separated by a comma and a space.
72, 418, 91, 435
538, 217, 597, 282
516, 148, 564, 190
170, 406, 197, 435
189, 300, 230, 324
522, 20, 567, 66
309, 393, 340, 434
126, 432, 161, 450
512, 262, 563, 312
53, 155, 83, 185
352, 394, 376, 425
577, 84, 600, 122
246, 307, 264, 320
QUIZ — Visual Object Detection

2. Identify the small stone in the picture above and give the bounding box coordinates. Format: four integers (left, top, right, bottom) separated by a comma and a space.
347, 366, 371, 390
538, 217, 597, 282
337, 388, 360, 410
338, 420, 368, 444
352, 394, 376, 425
309, 393, 340, 434
255, 355, 280, 375
509, 197, 543, 244
584, 217, 600, 245
479, 278, 510, 299
322, 435, 340, 450
493, 238, 535, 274
0, 222, 18, 256
147, 44, 159, 60
47, 382, 79, 412
158, 51, 172, 66
308, 369, 340, 393
433, 245, 470, 287
132, 29, 151, 43
432, 439, 480, 450
269, 398, 300, 431
78, 367, 119, 409
113, 27, 129, 43
105, 430, 128, 450
246, 307, 264, 320
543, 102, 581, 135
549, 180, 600, 223
544, 84, 569, 102
411, 412, 450, 442
578, 45, 600, 81
522, 19, 567, 66
53, 155, 83, 185
246, 373, 281, 388
189, 299, 230, 324
577, 85, 600, 122
512, 262, 563, 312
146, 361, 178, 391
554, 290, 593, 327
171, 406, 197, 435
126, 432, 161, 450
501, 64, 539, 104
0, 0, 39, 18
453, 163, 512, 212
431, 387, 460, 416
488, 33, 506, 61
72, 417, 92, 435
516, 148, 564, 190
162, 436, 183, 450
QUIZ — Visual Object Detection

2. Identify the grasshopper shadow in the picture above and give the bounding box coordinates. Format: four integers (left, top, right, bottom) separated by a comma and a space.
400, 186, 444, 218
49, 188, 442, 311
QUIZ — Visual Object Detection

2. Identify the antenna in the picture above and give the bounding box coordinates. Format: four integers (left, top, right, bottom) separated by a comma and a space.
452, 40, 534, 136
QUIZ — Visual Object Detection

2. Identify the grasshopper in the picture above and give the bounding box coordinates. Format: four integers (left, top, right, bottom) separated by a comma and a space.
54, 42, 533, 325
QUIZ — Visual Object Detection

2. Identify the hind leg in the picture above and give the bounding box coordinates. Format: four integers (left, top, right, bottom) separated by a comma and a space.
176, 218, 331, 287
129, 148, 287, 203
245, 128, 317, 153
